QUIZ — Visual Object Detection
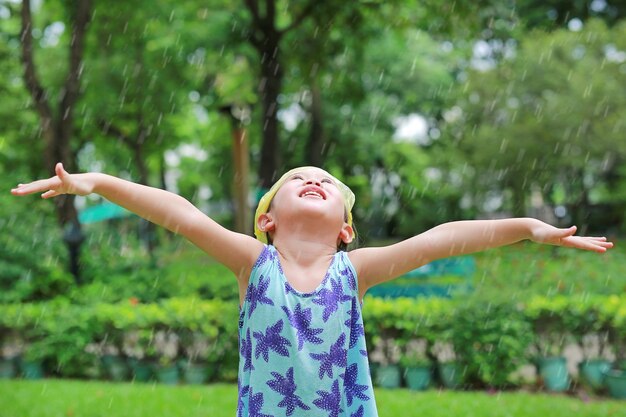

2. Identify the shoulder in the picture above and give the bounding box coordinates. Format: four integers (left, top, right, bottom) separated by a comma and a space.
346, 247, 385, 278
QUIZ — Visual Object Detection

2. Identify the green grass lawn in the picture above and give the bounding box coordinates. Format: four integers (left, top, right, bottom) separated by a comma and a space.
1, 379, 624, 417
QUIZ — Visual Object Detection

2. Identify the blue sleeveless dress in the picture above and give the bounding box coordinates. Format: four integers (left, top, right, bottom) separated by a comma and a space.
237, 244, 378, 417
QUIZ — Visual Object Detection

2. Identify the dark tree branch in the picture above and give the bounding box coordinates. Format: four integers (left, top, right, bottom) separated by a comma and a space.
243, 0, 264, 30
98, 120, 133, 147
280, 0, 316, 34
59, 0, 92, 121
265, 0, 275, 28
20, 0, 53, 124
248, 31, 262, 49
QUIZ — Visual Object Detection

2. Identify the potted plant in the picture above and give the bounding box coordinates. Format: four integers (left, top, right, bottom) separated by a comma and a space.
87, 339, 129, 381
19, 339, 50, 379
399, 338, 432, 391
370, 336, 402, 388
0, 332, 22, 379
93, 303, 132, 381
152, 329, 180, 385
122, 330, 154, 382
576, 333, 611, 391
604, 297, 626, 399
527, 298, 571, 392
566, 298, 611, 391
432, 338, 462, 389
179, 332, 216, 385
532, 329, 571, 392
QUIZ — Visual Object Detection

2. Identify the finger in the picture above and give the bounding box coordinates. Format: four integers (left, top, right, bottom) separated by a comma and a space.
578, 236, 608, 241
41, 190, 61, 199
571, 238, 612, 252
558, 225, 577, 238
578, 242, 607, 253
12, 178, 60, 195
11, 181, 39, 195
56, 162, 69, 180
581, 237, 613, 247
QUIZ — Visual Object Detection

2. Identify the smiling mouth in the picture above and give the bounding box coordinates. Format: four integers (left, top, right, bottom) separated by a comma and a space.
299, 186, 327, 199
301, 191, 324, 199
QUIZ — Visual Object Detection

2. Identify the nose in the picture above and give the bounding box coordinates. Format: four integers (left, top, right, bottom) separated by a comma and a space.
305, 178, 322, 187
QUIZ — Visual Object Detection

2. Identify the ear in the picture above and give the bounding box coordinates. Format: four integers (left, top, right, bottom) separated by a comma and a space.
338, 223, 354, 244
257, 213, 276, 233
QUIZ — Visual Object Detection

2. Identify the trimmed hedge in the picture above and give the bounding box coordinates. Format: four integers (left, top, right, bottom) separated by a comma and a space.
1, 295, 625, 387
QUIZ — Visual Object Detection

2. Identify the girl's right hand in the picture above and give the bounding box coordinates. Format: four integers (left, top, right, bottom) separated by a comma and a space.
11, 162, 94, 198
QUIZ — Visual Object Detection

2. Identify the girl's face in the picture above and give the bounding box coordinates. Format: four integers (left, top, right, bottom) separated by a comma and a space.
261, 167, 352, 243
274, 168, 345, 217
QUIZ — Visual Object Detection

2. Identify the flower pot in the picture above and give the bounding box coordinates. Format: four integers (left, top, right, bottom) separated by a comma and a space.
20, 360, 44, 379
374, 364, 401, 388
604, 369, 626, 399
537, 356, 569, 392
403, 365, 432, 391
438, 362, 462, 389
0, 358, 17, 379
101, 355, 130, 381
128, 358, 153, 382
182, 363, 213, 385
155, 364, 179, 385
578, 359, 611, 390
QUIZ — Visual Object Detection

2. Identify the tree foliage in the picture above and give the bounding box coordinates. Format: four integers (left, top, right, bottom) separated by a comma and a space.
450, 19, 626, 229
1, 1, 626, 296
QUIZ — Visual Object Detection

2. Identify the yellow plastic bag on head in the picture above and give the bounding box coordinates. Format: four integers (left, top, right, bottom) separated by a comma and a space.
254, 166, 355, 243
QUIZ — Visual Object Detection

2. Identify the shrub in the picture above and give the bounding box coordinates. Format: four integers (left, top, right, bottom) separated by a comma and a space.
0, 203, 73, 303
450, 301, 533, 388
1, 294, 625, 386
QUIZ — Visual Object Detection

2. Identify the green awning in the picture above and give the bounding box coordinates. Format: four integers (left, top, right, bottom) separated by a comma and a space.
78, 202, 133, 224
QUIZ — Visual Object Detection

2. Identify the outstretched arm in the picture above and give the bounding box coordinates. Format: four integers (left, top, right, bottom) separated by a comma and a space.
11, 163, 263, 279
349, 218, 613, 294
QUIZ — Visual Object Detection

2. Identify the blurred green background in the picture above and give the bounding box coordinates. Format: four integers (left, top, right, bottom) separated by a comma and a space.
1, 0, 626, 414
1, 0, 625, 303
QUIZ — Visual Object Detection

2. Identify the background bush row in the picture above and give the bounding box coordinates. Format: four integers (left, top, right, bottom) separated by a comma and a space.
1, 294, 625, 387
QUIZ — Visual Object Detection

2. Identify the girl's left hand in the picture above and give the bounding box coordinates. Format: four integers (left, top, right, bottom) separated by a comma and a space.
530, 223, 614, 253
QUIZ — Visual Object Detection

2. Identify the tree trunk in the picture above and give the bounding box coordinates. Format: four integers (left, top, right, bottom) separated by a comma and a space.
20, 0, 91, 282
306, 84, 326, 167
570, 183, 591, 235
232, 126, 251, 235
132, 129, 157, 256
511, 183, 527, 218
257, 36, 283, 189
244, 0, 316, 188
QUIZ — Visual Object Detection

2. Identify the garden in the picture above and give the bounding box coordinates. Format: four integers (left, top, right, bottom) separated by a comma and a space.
2, 0, 626, 415
1, 240, 626, 415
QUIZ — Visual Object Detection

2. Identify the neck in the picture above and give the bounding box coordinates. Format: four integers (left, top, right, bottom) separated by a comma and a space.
272, 233, 338, 267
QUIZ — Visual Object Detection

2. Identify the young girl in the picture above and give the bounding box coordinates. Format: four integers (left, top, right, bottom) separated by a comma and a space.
12, 163, 613, 417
